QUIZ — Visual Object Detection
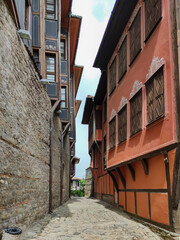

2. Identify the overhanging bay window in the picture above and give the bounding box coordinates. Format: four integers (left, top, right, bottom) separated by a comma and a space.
46, 54, 56, 82
46, 0, 55, 19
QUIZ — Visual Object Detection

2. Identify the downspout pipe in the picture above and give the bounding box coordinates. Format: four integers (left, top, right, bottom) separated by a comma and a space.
49, 0, 61, 213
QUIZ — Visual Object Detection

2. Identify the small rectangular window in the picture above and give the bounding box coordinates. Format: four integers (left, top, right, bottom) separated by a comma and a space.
118, 37, 127, 81
46, 54, 56, 82
130, 9, 141, 64
118, 105, 127, 143
146, 67, 164, 124
61, 39, 66, 60
46, 0, 55, 19
109, 117, 116, 149
130, 90, 142, 136
109, 58, 116, 95
61, 86, 67, 108
145, 0, 162, 41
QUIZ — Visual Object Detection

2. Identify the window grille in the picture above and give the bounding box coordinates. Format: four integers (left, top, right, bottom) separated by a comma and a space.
118, 105, 127, 143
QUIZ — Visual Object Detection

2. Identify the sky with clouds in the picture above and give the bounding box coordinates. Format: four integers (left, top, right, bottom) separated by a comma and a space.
72, 0, 116, 178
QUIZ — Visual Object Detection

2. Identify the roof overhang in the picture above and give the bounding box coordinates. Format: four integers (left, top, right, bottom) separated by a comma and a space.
81, 96, 94, 124
75, 100, 81, 118
61, 0, 72, 29
94, 71, 107, 105
70, 15, 82, 73
93, 0, 138, 70
74, 65, 83, 97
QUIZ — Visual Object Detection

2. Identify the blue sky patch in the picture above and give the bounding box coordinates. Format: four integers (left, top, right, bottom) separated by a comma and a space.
92, 3, 105, 22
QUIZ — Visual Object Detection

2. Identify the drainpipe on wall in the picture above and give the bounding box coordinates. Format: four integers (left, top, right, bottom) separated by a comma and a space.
49, 0, 61, 213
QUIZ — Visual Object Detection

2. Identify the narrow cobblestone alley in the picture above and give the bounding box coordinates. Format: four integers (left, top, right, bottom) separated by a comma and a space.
18, 198, 172, 240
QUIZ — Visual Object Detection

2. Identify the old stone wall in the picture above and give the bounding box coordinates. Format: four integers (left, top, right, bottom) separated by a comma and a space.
62, 133, 70, 203
52, 116, 62, 209
85, 167, 93, 197
0, 0, 62, 234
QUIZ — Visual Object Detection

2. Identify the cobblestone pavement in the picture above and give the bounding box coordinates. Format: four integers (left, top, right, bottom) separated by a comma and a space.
19, 197, 175, 240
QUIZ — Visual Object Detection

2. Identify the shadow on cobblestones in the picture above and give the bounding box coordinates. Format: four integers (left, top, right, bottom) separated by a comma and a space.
20, 197, 82, 240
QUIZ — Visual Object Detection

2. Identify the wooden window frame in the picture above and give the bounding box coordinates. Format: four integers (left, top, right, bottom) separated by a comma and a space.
109, 58, 117, 96
109, 117, 116, 150
118, 37, 127, 82
118, 105, 127, 144
129, 9, 141, 66
130, 90, 142, 136
146, 66, 164, 125
46, 0, 56, 20
144, 0, 162, 42
46, 53, 56, 82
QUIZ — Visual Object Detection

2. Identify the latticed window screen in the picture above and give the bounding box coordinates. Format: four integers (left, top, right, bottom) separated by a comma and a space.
109, 58, 116, 95
118, 37, 127, 81
145, 0, 162, 40
46, 0, 55, 19
146, 67, 164, 124
118, 105, 127, 143
130, 90, 142, 136
109, 117, 116, 149
130, 9, 141, 64
89, 114, 93, 140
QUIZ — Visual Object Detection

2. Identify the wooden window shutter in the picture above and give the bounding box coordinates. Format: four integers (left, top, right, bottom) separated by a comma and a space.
118, 105, 127, 143
118, 37, 127, 81
109, 117, 116, 149
146, 67, 164, 124
109, 58, 116, 95
145, 0, 162, 40
130, 9, 141, 64
130, 90, 142, 136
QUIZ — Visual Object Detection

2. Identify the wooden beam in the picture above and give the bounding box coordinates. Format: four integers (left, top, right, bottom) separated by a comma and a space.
116, 168, 126, 189
127, 164, 135, 181
108, 171, 118, 191
141, 159, 149, 175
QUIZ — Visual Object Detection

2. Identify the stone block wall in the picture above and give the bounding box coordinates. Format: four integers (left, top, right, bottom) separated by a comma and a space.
85, 168, 93, 197
0, 0, 63, 234
62, 133, 70, 203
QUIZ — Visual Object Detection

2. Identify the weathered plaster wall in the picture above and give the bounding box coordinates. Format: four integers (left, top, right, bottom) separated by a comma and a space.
0, 0, 63, 234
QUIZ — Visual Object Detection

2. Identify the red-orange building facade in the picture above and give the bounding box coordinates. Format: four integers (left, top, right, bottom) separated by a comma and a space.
82, 0, 180, 232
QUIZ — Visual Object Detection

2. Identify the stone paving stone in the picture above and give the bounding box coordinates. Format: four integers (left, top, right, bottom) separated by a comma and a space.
19, 197, 174, 240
